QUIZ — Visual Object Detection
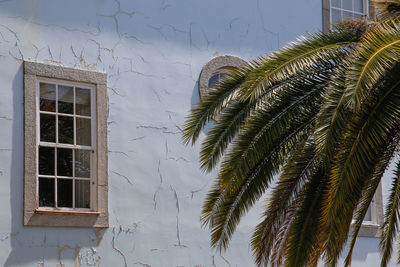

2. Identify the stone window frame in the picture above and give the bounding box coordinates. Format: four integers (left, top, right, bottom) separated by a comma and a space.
349, 182, 384, 238
322, 0, 375, 33
198, 55, 247, 100
24, 61, 109, 228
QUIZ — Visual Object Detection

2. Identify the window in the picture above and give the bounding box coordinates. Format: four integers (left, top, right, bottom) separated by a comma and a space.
322, 0, 374, 33
24, 61, 109, 227
198, 55, 247, 100
38, 79, 94, 210
349, 182, 384, 238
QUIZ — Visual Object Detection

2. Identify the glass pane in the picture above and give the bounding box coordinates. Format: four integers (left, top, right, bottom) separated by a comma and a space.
75, 150, 90, 178
58, 85, 74, 114
331, 0, 341, 8
75, 180, 90, 208
58, 116, 74, 144
39, 178, 55, 207
343, 0, 352, 10
57, 148, 73, 177
331, 8, 342, 23
76, 88, 91, 116
364, 206, 372, 221
40, 83, 56, 112
39, 146, 55, 175
354, 0, 363, 13
343, 10, 354, 19
57, 179, 73, 207
76, 118, 91, 146
40, 114, 56, 142
208, 74, 220, 88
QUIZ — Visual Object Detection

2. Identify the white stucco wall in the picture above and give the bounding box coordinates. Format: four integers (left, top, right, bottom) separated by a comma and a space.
0, 0, 393, 266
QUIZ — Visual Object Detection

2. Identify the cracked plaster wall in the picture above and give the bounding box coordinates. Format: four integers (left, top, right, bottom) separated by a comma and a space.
0, 0, 391, 266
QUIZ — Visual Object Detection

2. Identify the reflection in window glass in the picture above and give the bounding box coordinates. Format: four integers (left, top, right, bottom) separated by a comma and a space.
39, 147, 55, 175
76, 118, 91, 146
40, 114, 56, 143
39, 178, 55, 207
58, 85, 74, 114
75, 150, 90, 178
58, 116, 74, 144
57, 179, 73, 208
75, 180, 90, 208
208, 72, 228, 89
57, 148, 73, 177
76, 88, 91, 116
40, 83, 56, 112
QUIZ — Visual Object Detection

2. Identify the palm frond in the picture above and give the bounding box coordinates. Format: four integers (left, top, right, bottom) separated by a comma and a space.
345, 19, 400, 109
373, 0, 400, 21
344, 132, 399, 266
200, 65, 332, 172
238, 27, 364, 102
284, 168, 327, 267
380, 156, 400, 266
251, 141, 319, 266
323, 65, 400, 265
182, 64, 251, 145
202, 116, 314, 250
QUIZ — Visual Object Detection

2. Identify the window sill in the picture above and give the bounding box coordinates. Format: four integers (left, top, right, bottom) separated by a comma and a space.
35, 209, 101, 215
349, 223, 381, 238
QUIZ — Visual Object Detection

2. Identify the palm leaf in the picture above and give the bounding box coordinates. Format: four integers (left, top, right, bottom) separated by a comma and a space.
380, 156, 400, 266
344, 132, 399, 266
323, 65, 400, 265
238, 28, 363, 102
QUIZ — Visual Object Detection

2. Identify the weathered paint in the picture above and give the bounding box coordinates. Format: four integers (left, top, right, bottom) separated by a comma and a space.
0, 0, 393, 266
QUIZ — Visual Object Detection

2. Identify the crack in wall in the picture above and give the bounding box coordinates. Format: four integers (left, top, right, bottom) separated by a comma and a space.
153, 160, 163, 211
112, 170, 134, 186
112, 227, 128, 267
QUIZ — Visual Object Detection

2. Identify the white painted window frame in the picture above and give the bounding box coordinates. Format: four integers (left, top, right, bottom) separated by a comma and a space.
330, 0, 369, 25
36, 77, 97, 212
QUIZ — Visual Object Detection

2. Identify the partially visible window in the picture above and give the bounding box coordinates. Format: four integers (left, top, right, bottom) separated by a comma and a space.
322, 0, 373, 33
198, 55, 247, 101
24, 61, 109, 228
349, 183, 384, 238
331, 0, 368, 24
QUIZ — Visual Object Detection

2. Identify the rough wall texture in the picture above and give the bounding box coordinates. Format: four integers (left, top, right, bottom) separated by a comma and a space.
0, 0, 392, 266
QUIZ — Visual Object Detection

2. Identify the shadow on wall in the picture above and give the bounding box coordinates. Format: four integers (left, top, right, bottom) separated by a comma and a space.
5, 64, 106, 266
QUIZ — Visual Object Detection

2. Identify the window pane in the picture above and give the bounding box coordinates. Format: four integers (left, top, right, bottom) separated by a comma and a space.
364, 206, 372, 221
76, 88, 91, 116
354, 0, 363, 13
57, 148, 73, 177
75, 180, 90, 208
208, 74, 220, 88
75, 150, 90, 178
343, 0, 352, 10
57, 179, 73, 207
76, 118, 91, 146
58, 116, 74, 144
331, 8, 342, 24
58, 85, 74, 114
331, 0, 341, 8
40, 114, 56, 142
39, 177, 55, 207
343, 10, 354, 19
39, 146, 55, 175
40, 83, 56, 112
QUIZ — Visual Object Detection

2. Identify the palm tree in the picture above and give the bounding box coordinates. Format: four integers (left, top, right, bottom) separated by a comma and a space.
183, 1, 400, 266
